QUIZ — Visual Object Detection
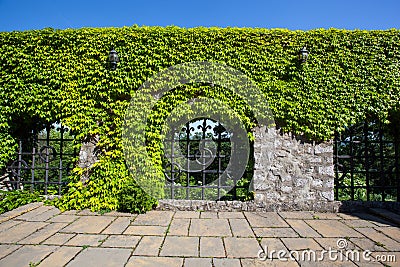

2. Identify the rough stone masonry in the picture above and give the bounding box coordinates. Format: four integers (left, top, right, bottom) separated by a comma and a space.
252, 126, 339, 211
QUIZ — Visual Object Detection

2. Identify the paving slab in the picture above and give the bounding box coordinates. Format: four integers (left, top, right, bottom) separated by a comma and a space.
0, 244, 22, 260
218, 212, 245, 219
101, 211, 136, 217
189, 218, 231, 236
61, 216, 114, 234
245, 212, 289, 227
0, 221, 48, 243
64, 234, 108, 247
260, 238, 290, 257
241, 258, 299, 267
18, 222, 68, 244
168, 218, 190, 236
124, 225, 168, 235
286, 219, 321, 237
47, 214, 79, 223
349, 237, 387, 252
132, 236, 163, 256
213, 258, 241, 267
0, 245, 58, 267
352, 256, 386, 267
200, 212, 218, 218
350, 213, 396, 227
160, 236, 199, 257
184, 257, 212, 266
27, 207, 61, 222
38, 246, 82, 267
337, 213, 362, 220
253, 227, 299, 238
355, 227, 400, 251
0, 219, 22, 233
376, 226, 400, 243
306, 220, 363, 237
314, 237, 357, 250
0, 216, 9, 223
61, 210, 79, 215
200, 237, 225, 257
101, 235, 141, 248
132, 211, 173, 226
15, 205, 54, 221
229, 218, 254, 237
311, 212, 342, 220
101, 217, 131, 234
281, 238, 323, 251
0, 202, 43, 219
126, 256, 184, 267
42, 233, 76, 245
342, 219, 377, 228
66, 247, 131, 267
279, 211, 314, 220
369, 208, 400, 226
299, 258, 358, 266
76, 210, 101, 216
174, 211, 200, 218
224, 237, 261, 258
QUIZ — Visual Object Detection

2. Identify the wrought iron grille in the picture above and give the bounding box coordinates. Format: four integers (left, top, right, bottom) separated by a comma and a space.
334, 120, 400, 201
3, 122, 76, 195
162, 118, 253, 201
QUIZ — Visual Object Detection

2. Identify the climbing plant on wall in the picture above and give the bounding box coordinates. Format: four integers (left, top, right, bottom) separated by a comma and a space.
0, 26, 399, 211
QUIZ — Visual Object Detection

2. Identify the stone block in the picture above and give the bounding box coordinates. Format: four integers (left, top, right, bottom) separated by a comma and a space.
312, 179, 323, 188
314, 143, 333, 154
321, 191, 334, 201
280, 186, 292, 193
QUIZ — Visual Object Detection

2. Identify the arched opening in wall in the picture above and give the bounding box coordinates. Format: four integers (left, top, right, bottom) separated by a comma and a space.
334, 118, 400, 202
162, 118, 254, 201
3, 122, 76, 196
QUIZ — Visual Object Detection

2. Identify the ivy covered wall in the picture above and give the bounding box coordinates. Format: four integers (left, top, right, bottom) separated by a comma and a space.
0, 26, 399, 211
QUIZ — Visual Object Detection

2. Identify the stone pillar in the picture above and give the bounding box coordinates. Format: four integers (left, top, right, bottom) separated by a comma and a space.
78, 135, 99, 184
253, 126, 339, 211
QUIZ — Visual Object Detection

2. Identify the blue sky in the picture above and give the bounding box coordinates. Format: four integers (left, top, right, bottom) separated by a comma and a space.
0, 0, 399, 32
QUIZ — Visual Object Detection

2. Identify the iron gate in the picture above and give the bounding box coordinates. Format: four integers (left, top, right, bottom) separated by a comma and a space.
334, 120, 400, 201
162, 118, 253, 201
3, 122, 76, 195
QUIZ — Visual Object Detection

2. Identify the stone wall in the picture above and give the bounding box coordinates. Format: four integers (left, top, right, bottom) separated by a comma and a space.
157, 126, 340, 212
252, 126, 339, 211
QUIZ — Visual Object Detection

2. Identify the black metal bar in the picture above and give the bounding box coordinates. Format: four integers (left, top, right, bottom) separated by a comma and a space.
58, 124, 64, 195
363, 121, 370, 201
186, 123, 190, 200
350, 126, 355, 201
395, 134, 400, 202
379, 121, 385, 201
171, 128, 175, 200
31, 145, 35, 193
44, 123, 51, 195
201, 118, 206, 200
17, 140, 23, 190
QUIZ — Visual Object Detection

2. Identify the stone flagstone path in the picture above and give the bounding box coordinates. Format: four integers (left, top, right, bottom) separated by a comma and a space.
0, 202, 399, 266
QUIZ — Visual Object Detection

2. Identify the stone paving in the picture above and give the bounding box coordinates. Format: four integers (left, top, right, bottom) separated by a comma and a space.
0, 203, 399, 266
